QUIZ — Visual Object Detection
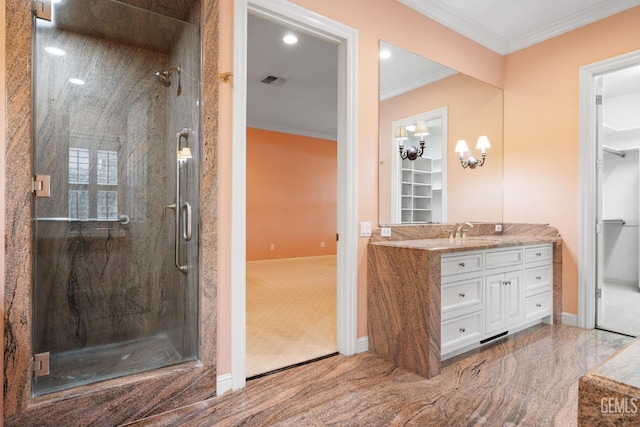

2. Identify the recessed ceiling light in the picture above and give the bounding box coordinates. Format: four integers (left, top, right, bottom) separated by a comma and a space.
379, 50, 391, 59
283, 34, 298, 45
45, 46, 66, 56
69, 78, 85, 85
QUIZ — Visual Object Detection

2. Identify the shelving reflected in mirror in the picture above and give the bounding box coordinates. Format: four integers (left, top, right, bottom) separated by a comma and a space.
378, 40, 504, 225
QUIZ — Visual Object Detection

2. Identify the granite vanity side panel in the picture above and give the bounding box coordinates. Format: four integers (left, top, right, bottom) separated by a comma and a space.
368, 245, 440, 378
553, 240, 563, 325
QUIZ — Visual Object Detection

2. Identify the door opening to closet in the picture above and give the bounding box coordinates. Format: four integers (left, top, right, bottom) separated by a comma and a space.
245, 13, 339, 378
596, 64, 640, 337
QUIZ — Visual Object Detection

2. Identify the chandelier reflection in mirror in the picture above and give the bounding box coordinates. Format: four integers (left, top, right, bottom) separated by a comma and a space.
454, 136, 491, 169
396, 120, 430, 161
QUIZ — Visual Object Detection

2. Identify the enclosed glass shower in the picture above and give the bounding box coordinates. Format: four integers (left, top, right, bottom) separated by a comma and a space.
32, 0, 200, 396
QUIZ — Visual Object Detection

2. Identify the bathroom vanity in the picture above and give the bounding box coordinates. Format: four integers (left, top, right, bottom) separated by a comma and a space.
367, 223, 562, 379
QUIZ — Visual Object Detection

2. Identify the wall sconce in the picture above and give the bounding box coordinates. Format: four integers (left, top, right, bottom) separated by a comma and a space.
396, 120, 430, 161
455, 136, 490, 169
177, 128, 193, 163
178, 147, 192, 162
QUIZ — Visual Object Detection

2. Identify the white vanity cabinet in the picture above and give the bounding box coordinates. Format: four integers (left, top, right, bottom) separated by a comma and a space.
485, 270, 524, 335
441, 244, 553, 358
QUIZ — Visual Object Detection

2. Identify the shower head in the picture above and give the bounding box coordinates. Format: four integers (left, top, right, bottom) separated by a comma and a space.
154, 66, 181, 87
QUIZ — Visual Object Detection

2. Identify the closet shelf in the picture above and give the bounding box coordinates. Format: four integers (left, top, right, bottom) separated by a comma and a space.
603, 219, 626, 225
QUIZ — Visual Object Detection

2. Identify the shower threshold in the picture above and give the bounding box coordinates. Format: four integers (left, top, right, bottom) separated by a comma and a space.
33, 333, 188, 396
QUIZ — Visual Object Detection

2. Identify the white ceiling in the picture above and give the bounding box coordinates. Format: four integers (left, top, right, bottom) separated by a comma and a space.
248, 3, 640, 140
379, 41, 458, 101
397, 0, 640, 55
247, 13, 338, 140
603, 65, 640, 135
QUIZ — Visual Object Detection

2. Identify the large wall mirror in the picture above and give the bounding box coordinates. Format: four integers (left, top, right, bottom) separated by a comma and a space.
378, 41, 504, 225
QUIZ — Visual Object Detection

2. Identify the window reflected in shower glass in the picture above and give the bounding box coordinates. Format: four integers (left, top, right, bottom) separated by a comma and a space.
68, 189, 89, 219
97, 150, 118, 185
97, 190, 118, 220
69, 147, 90, 184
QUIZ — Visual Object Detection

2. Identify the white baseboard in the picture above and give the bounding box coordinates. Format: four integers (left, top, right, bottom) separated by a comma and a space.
562, 312, 579, 327
217, 373, 233, 396
357, 336, 369, 353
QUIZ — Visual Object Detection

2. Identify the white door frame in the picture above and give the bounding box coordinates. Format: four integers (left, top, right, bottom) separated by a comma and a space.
578, 49, 640, 329
230, 0, 359, 391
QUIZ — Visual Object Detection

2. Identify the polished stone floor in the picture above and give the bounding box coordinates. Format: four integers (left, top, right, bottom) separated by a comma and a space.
126, 325, 630, 427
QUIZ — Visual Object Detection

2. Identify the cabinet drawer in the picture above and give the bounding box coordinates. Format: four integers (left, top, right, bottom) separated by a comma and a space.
524, 265, 552, 294
442, 277, 483, 316
485, 248, 523, 270
441, 252, 483, 277
524, 291, 552, 320
525, 245, 552, 264
442, 311, 483, 354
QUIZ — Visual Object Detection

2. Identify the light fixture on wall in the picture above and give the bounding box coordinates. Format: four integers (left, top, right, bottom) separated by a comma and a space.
396, 120, 430, 161
455, 136, 490, 169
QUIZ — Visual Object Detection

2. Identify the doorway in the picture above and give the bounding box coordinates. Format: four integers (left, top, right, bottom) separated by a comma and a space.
245, 13, 339, 376
578, 50, 640, 331
230, 0, 358, 391
595, 65, 640, 337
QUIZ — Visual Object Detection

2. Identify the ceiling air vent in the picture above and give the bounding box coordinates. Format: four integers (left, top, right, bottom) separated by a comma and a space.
260, 75, 288, 86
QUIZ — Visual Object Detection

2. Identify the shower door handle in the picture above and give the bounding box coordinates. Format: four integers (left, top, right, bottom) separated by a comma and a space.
182, 202, 192, 241
167, 129, 192, 275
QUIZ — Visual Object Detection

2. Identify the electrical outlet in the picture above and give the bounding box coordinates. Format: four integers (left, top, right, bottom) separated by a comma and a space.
381, 227, 392, 237
495, 224, 503, 232
320, 241, 325, 248
270, 243, 275, 250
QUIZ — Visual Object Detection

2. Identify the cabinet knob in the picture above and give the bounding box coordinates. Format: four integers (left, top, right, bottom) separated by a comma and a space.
536, 252, 542, 257
459, 262, 465, 267
459, 293, 466, 298
536, 276, 542, 280
459, 328, 466, 333
536, 303, 542, 308
503, 280, 511, 285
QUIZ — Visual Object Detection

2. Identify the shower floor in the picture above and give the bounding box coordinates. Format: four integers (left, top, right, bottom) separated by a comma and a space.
34, 334, 184, 396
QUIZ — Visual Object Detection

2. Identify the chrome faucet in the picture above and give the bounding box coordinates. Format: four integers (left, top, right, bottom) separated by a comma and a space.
451, 222, 474, 241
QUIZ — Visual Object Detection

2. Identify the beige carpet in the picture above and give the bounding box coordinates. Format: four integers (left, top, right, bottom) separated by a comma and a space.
246, 255, 337, 377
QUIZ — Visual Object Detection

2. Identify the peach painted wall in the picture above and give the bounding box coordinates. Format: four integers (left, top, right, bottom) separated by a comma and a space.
217, 0, 503, 375
379, 73, 504, 224
246, 128, 337, 261
503, 6, 640, 315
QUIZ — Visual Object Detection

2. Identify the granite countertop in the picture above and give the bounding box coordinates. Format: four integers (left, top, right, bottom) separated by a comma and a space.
369, 235, 560, 253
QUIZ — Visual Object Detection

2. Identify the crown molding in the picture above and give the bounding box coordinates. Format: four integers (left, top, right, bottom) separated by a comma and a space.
396, 0, 508, 54
397, 0, 640, 55
380, 67, 457, 101
507, 0, 640, 53
247, 121, 337, 140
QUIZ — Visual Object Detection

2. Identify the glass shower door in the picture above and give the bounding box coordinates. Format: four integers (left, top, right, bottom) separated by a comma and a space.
32, 0, 199, 396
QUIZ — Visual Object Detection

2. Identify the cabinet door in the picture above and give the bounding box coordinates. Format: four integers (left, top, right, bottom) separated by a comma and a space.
485, 273, 505, 334
504, 270, 524, 327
